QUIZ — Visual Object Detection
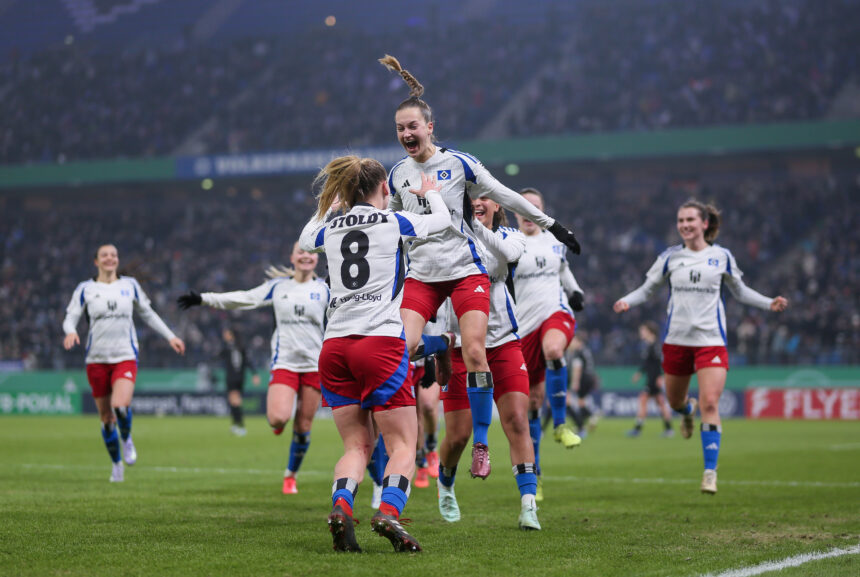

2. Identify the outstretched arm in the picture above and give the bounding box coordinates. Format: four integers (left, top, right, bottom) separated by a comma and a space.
471, 162, 581, 253
471, 221, 525, 263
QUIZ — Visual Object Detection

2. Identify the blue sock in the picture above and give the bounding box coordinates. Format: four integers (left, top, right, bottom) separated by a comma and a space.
380, 475, 410, 516
331, 477, 358, 515
466, 372, 494, 446
287, 432, 310, 474
528, 410, 542, 474
113, 407, 132, 441
545, 359, 568, 427
438, 464, 457, 488
419, 334, 449, 357
701, 424, 721, 470
101, 423, 121, 463
375, 435, 389, 483
513, 463, 538, 497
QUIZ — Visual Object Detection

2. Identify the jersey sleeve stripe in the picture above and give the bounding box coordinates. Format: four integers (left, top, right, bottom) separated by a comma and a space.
264, 280, 279, 301
449, 149, 478, 163
315, 227, 326, 248
451, 153, 477, 183
80, 285, 86, 306
394, 213, 416, 237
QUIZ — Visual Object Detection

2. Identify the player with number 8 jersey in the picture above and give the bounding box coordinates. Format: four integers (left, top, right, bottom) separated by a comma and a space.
300, 155, 449, 553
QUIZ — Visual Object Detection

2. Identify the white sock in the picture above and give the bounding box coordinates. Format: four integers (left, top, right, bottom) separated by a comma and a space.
521, 494, 536, 508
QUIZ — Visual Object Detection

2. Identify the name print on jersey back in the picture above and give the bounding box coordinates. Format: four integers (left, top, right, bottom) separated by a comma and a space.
303, 204, 432, 340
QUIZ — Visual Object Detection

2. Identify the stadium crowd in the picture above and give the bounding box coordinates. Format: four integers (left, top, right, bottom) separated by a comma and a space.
1, 0, 857, 165
1, 171, 856, 370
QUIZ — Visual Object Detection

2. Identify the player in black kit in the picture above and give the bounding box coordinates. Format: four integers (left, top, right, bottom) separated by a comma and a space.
627, 322, 674, 438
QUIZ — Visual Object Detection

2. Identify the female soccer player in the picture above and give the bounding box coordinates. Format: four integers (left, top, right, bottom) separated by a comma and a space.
380, 54, 582, 478
512, 188, 583, 499
299, 155, 449, 553
63, 244, 185, 482
434, 195, 541, 530
614, 200, 788, 494
626, 321, 674, 438
177, 242, 328, 495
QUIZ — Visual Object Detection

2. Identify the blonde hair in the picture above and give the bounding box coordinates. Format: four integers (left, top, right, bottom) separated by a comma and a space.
312, 155, 387, 219
379, 54, 434, 127
680, 199, 721, 243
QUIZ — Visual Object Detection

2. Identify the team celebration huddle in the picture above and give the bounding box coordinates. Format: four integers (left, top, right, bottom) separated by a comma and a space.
61, 56, 788, 554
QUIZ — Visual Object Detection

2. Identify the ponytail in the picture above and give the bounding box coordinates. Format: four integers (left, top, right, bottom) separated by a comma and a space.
681, 199, 721, 243
312, 155, 387, 219
379, 54, 435, 128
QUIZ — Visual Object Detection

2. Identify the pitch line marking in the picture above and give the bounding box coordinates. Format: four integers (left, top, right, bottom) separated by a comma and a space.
829, 442, 860, 451
699, 544, 860, 577
543, 474, 860, 489
15, 464, 860, 488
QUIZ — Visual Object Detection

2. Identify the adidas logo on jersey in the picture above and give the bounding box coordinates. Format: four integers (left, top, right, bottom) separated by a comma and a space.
711, 356, 722, 364
704, 442, 720, 450
474, 286, 485, 293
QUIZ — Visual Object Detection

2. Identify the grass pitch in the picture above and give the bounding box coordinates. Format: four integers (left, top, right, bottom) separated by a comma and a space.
1, 415, 858, 577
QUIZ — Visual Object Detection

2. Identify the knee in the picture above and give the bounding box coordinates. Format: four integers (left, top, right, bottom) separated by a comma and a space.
268, 412, 290, 430
503, 413, 529, 438
543, 344, 565, 362
699, 397, 720, 417
460, 340, 485, 369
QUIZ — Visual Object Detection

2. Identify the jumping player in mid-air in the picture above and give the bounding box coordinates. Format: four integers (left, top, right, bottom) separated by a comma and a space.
380, 54, 582, 480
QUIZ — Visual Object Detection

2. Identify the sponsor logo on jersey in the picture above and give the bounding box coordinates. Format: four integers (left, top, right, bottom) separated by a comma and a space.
535, 256, 546, 268
436, 170, 451, 180
711, 355, 722, 364
704, 442, 719, 450
690, 270, 701, 283
107, 300, 117, 311
294, 305, 305, 316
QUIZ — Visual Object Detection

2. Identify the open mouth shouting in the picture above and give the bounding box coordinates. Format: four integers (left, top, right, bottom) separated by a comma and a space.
402, 136, 420, 155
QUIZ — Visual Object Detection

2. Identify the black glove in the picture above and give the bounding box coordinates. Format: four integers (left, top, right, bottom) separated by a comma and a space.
548, 221, 581, 255
569, 291, 585, 312
177, 290, 202, 310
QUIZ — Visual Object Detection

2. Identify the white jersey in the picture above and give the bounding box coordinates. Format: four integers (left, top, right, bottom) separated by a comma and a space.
63, 276, 177, 364
388, 147, 555, 282
621, 244, 774, 347
475, 223, 526, 348
201, 277, 328, 372
300, 198, 448, 339
512, 230, 576, 337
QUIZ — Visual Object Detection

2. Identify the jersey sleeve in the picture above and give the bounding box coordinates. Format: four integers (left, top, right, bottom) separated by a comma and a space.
473, 223, 525, 263
201, 280, 278, 310
394, 190, 449, 239
299, 214, 329, 254
62, 282, 87, 335
467, 159, 555, 229
130, 279, 177, 341
722, 250, 773, 310
620, 254, 669, 308
560, 266, 583, 297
